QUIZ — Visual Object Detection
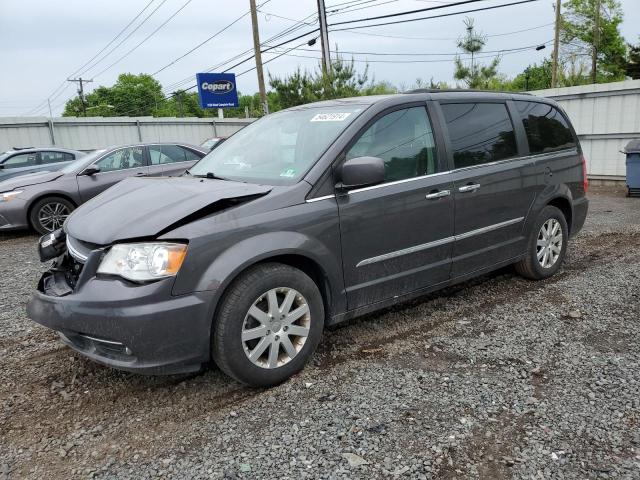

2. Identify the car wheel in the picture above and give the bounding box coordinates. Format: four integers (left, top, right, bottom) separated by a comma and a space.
515, 205, 568, 280
29, 196, 75, 235
212, 263, 324, 387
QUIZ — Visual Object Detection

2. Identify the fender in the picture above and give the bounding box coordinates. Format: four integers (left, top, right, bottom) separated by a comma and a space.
173, 231, 347, 320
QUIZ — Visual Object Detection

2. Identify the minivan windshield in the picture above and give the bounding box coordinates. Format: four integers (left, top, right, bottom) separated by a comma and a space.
189, 105, 366, 185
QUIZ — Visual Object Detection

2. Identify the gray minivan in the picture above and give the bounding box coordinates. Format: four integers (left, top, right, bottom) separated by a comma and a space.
27, 91, 588, 387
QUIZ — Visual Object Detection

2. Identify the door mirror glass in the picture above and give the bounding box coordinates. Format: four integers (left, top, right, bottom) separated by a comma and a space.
80, 165, 101, 176
339, 156, 385, 189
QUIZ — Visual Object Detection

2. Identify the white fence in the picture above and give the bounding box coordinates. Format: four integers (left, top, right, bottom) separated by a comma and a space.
0, 116, 254, 152
532, 80, 640, 181
3, 82, 639, 180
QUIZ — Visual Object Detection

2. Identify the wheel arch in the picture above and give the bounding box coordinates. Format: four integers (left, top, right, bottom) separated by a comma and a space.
210, 251, 337, 329
546, 196, 573, 234
26, 192, 78, 230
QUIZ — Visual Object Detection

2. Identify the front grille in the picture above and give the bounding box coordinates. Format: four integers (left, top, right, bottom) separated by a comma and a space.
66, 235, 94, 263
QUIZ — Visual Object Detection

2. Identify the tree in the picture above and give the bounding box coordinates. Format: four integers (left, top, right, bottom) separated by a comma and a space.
453, 18, 501, 89
626, 40, 640, 79
269, 54, 395, 109
500, 60, 553, 91
63, 73, 166, 117
561, 0, 626, 83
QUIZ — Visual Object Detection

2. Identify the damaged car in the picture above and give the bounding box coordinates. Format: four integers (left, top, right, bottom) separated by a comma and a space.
27, 91, 588, 387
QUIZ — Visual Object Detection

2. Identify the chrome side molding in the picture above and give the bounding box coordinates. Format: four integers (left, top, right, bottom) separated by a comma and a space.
356, 216, 525, 268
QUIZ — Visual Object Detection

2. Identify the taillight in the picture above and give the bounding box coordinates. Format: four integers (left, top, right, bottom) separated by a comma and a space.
581, 155, 589, 193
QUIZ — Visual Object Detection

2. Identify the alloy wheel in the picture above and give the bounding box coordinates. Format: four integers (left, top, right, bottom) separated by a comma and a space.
241, 287, 311, 369
38, 202, 70, 232
536, 218, 563, 269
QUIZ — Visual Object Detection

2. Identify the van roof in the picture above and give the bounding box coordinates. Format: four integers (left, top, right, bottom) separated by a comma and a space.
290, 90, 553, 110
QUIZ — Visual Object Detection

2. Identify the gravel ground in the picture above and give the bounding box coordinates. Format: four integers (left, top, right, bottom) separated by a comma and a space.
1, 186, 639, 480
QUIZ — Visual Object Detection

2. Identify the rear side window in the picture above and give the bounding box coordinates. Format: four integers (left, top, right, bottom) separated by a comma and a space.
346, 106, 438, 182
441, 103, 517, 169
515, 101, 576, 154
150, 145, 201, 165
40, 151, 75, 164
182, 147, 203, 161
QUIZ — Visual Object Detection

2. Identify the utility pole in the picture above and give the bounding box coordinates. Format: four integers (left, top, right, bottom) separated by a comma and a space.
551, 0, 561, 88
317, 0, 332, 76
67, 77, 93, 117
591, 0, 601, 84
249, 0, 268, 115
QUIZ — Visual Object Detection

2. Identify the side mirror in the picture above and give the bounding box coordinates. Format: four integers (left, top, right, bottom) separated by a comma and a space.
80, 165, 101, 176
339, 156, 385, 189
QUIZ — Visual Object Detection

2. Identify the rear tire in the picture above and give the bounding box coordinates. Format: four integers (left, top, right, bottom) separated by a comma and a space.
29, 196, 75, 235
515, 205, 568, 280
212, 263, 324, 387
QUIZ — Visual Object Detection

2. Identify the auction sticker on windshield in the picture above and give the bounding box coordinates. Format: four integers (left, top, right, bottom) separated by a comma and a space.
310, 112, 352, 122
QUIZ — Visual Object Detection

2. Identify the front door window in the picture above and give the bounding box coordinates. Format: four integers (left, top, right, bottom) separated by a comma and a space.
346, 106, 438, 182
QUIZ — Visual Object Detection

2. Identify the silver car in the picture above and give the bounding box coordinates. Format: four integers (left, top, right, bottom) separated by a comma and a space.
0, 147, 85, 181
0, 142, 206, 234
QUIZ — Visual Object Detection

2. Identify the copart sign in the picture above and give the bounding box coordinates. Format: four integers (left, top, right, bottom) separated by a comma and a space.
196, 73, 239, 108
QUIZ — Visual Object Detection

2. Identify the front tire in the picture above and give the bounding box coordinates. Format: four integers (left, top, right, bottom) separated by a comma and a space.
29, 196, 75, 235
515, 205, 568, 280
212, 263, 324, 387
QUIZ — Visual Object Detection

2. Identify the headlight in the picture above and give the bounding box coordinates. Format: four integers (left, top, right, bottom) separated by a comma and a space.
0, 190, 23, 202
97, 243, 188, 282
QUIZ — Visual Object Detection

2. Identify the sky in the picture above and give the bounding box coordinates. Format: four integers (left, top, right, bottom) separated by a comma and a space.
0, 0, 639, 116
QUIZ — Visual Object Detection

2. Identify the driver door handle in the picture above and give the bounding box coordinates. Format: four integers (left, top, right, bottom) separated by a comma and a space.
458, 183, 481, 193
134, 172, 146, 177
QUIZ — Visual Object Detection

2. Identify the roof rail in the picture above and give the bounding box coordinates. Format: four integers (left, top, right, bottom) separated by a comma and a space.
12, 146, 35, 150
404, 88, 532, 96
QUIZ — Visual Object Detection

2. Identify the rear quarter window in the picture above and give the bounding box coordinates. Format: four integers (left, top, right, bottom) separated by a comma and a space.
515, 101, 576, 154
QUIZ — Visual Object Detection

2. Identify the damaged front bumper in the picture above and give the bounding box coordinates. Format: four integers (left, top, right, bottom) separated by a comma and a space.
27, 233, 216, 374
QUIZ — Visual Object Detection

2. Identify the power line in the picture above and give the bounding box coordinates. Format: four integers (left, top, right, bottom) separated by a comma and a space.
25, 0, 168, 116
76, 0, 170, 78
328, 0, 488, 27
330, 21, 553, 41
328, 0, 400, 15
293, 40, 550, 56
269, 40, 550, 63
70, 0, 157, 79
330, 0, 540, 31
161, 0, 387, 94
92, 0, 194, 78
25, 0, 158, 115
152, 0, 274, 77
162, 10, 320, 93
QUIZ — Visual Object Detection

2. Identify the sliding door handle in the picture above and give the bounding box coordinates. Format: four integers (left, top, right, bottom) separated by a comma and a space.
458, 183, 481, 193
425, 189, 451, 200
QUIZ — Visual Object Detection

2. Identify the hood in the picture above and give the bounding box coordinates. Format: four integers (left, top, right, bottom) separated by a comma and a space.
0, 170, 64, 191
65, 176, 271, 244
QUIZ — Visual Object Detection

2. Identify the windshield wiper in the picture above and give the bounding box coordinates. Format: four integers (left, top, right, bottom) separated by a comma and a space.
192, 171, 229, 181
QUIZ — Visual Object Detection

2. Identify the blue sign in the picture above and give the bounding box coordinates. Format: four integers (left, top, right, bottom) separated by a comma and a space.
196, 73, 239, 108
